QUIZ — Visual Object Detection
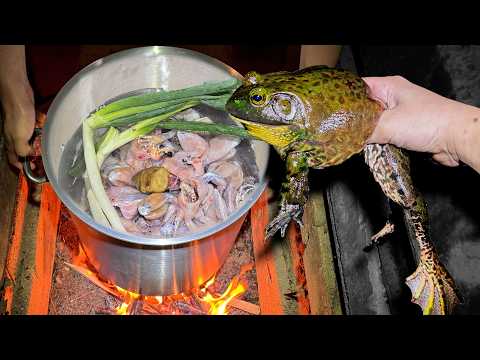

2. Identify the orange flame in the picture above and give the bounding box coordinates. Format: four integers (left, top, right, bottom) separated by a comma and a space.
199, 278, 247, 315
116, 302, 129, 315
114, 286, 142, 315
197, 262, 253, 315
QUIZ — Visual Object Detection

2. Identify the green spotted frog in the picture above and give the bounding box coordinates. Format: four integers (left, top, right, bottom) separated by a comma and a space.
225, 65, 461, 315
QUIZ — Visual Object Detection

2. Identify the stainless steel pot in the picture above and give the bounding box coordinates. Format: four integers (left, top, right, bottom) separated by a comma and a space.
27, 46, 269, 296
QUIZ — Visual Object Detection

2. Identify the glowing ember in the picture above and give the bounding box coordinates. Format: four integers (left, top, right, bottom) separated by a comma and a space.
67, 245, 254, 315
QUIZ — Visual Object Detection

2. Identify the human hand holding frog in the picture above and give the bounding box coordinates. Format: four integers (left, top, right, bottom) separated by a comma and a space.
364, 75, 480, 174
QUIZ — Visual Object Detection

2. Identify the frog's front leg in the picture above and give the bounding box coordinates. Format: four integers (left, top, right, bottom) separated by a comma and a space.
364, 144, 461, 315
266, 151, 309, 239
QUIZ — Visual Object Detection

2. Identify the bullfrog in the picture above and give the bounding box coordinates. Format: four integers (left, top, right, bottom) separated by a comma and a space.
225, 65, 461, 315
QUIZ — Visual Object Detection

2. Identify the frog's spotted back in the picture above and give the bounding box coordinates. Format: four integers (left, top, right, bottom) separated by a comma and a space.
250, 66, 368, 107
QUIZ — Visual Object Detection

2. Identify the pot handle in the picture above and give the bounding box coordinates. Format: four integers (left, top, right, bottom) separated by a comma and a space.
23, 127, 48, 184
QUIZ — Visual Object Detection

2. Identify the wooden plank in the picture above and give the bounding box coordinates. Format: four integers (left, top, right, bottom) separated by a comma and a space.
287, 223, 311, 315
26, 184, 62, 314
301, 191, 343, 315
250, 190, 284, 314
229, 298, 261, 315
1, 174, 29, 314
0, 144, 18, 282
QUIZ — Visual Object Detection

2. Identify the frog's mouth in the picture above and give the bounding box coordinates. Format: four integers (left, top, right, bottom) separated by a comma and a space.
229, 115, 299, 148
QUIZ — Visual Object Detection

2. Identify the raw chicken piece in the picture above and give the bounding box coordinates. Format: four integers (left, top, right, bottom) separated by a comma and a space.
195, 183, 218, 227
162, 151, 196, 181
138, 130, 177, 160
202, 172, 227, 192
205, 136, 241, 164
107, 166, 136, 187
135, 216, 151, 233
168, 174, 181, 191
138, 193, 176, 220
212, 188, 229, 221
177, 131, 209, 158
101, 156, 127, 177
125, 139, 151, 173
208, 161, 244, 190
107, 186, 146, 220
177, 182, 202, 232
120, 218, 143, 234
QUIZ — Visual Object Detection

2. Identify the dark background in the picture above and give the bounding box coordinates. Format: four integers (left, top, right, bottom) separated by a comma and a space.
330, 45, 480, 314
24, 45, 480, 314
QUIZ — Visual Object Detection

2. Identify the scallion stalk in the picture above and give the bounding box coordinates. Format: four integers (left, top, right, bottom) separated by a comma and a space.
155, 120, 254, 139
84, 175, 110, 227
95, 78, 241, 116
83, 121, 125, 232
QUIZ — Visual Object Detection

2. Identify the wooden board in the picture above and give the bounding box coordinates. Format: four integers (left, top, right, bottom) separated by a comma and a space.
0, 133, 19, 283
1, 174, 29, 314
287, 223, 311, 314
300, 191, 343, 315
26, 184, 61, 314
250, 190, 284, 314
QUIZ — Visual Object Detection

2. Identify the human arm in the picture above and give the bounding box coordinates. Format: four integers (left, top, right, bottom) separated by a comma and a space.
364, 75, 480, 174
0, 45, 35, 169
299, 45, 342, 69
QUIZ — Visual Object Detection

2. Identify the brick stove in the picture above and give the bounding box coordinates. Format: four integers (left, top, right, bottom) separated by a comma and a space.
0, 169, 342, 315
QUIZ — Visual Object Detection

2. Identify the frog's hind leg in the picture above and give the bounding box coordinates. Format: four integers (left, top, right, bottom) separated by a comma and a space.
364, 144, 461, 315
402, 196, 461, 314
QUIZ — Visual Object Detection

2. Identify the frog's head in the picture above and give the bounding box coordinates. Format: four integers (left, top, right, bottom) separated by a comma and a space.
226, 71, 308, 148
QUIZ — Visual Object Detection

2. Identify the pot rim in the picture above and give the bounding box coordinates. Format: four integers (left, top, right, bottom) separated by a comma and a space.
42, 45, 268, 247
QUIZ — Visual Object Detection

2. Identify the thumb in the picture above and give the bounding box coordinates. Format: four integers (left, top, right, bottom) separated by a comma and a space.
367, 107, 399, 145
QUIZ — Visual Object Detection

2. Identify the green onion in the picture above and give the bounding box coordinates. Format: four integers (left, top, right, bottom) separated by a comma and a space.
82, 121, 125, 232
68, 127, 119, 178
95, 78, 241, 116
155, 120, 255, 139
84, 175, 110, 227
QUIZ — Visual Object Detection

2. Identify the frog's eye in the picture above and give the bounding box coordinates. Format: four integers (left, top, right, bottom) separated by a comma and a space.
251, 94, 264, 103
249, 88, 268, 106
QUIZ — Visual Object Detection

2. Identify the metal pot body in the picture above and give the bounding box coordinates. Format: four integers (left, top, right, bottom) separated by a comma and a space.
39, 46, 269, 295
70, 212, 247, 295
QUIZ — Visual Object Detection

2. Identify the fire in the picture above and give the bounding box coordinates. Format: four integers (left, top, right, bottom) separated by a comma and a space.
197, 262, 253, 315
68, 244, 253, 315
116, 302, 129, 315
114, 286, 142, 315
199, 278, 247, 315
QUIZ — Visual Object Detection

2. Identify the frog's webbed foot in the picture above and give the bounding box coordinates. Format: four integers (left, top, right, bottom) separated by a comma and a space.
406, 255, 461, 315
265, 203, 303, 239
